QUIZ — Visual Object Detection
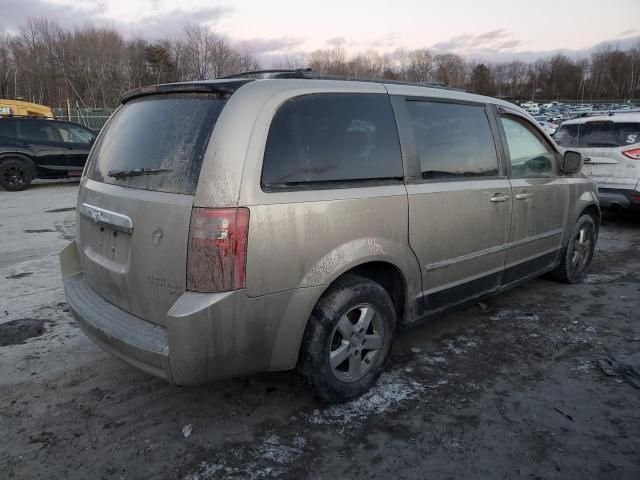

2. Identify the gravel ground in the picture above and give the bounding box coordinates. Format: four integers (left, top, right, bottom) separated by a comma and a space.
1, 181, 639, 480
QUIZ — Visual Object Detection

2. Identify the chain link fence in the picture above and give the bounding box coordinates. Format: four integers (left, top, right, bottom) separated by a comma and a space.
52, 107, 115, 131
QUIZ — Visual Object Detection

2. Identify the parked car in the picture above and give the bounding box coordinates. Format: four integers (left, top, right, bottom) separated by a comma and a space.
60, 73, 599, 402
538, 120, 559, 135
554, 113, 640, 210
0, 117, 96, 191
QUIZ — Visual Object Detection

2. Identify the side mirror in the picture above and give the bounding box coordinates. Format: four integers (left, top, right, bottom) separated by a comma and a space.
560, 150, 582, 174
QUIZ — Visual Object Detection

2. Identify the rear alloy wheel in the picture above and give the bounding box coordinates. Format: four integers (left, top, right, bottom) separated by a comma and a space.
329, 304, 385, 383
550, 214, 597, 284
0, 159, 33, 191
300, 275, 396, 403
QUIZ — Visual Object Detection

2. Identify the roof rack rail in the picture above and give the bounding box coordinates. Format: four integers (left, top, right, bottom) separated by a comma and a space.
219, 68, 313, 79
307, 73, 462, 91
220, 68, 462, 91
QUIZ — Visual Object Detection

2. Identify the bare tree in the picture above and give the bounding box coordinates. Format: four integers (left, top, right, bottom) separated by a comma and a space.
1, 17, 639, 108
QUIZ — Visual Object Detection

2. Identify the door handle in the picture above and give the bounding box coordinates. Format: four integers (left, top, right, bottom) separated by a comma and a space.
584, 157, 591, 163
490, 194, 509, 203
515, 193, 532, 201
19, 142, 31, 147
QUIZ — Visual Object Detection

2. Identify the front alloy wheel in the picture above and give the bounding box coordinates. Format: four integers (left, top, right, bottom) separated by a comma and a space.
549, 213, 597, 284
570, 224, 594, 274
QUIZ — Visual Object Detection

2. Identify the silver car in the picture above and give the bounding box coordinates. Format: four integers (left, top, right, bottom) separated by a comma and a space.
554, 113, 640, 210
60, 72, 599, 402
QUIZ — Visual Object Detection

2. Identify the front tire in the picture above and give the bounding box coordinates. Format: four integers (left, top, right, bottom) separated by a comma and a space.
550, 214, 597, 284
299, 275, 396, 403
0, 159, 33, 191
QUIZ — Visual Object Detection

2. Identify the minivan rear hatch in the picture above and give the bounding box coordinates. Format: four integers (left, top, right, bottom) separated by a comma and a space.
77, 89, 233, 326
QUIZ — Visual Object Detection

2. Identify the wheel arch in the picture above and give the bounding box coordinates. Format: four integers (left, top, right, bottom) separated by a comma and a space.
579, 203, 601, 236
304, 259, 409, 337
0, 153, 37, 177
335, 261, 408, 325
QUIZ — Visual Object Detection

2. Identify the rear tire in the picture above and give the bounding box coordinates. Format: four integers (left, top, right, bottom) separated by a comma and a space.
550, 214, 596, 284
0, 158, 33, 191
299, 274, 396, 403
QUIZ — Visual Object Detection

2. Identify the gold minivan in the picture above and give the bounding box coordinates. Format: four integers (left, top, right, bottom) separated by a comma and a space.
60, 71, 599, 402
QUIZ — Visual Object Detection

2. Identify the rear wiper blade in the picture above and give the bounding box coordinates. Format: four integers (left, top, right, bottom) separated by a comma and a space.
107, 168, 173, 179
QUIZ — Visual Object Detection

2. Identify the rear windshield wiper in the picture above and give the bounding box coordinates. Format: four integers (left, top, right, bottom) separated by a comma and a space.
107, 168, 173, 179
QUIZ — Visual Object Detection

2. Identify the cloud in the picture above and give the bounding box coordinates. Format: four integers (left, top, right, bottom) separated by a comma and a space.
0, 0, 99, 32
368, 33, 398, 49
126, 6, 232, 38
237, 36, 305, 54
431, 29, 519, 54
497, 39, 520, 50
476, 28, 510, 42
326, 37, 346, 47
619, 29, 636, 37
0, 0, 232, 38
453, 34, 640, 63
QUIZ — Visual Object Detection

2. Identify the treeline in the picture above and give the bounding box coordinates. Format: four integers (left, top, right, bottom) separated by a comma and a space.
1, 18, 639, 109
299, 44, 640, 102
0, 19, 259, 108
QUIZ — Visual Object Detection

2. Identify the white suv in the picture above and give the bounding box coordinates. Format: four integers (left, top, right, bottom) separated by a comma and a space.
554, 113, 640, 210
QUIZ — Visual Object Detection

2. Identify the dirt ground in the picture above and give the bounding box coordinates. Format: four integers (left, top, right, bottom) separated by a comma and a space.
1, 181, 639, 480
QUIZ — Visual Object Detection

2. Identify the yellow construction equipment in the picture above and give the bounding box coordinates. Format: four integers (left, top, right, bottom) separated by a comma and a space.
0, 99, 54, 118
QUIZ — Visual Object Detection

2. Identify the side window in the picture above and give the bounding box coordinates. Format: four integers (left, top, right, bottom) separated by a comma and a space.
262, 93, 403, 188
406, 101, 499, 179
18, 120, 60, 143
0, 120, 16, 138
500, 116, 555, 178
56, 124, 95, 144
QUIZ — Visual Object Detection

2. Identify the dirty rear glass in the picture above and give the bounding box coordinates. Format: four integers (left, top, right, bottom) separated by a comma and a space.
554, 122, 640, 148
86, 94, 227, 194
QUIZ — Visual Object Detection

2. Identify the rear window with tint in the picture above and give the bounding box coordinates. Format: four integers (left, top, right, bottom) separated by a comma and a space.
406, 101, 499, 179
554, 121, 640, 148
262, 93, 402, 189
86, 94, 227, 194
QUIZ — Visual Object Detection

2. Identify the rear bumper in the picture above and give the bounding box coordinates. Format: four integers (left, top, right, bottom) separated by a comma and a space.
64, 273, 171, 380
598, 188, 640, 210
60, 241, 323, 385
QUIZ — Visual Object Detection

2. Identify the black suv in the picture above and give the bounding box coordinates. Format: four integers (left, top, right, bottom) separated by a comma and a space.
0, 117, 96, 191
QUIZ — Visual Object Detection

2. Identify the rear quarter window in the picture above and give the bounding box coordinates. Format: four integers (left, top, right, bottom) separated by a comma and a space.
86, 94, 227, 195
261, 93, 403, 189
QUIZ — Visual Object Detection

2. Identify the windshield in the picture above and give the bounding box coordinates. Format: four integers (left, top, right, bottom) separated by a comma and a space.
554, 121, 640, 148
86, 93, 227, 194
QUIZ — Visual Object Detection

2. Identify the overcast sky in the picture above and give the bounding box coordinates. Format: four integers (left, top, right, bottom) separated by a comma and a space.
2, 0, 639, 63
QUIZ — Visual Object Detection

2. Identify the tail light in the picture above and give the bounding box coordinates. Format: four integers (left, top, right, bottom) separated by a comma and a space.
622, 148, 640, 160
186, 207, 249, 292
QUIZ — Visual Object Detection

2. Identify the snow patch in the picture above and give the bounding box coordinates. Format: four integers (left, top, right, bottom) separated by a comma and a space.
307, 370, 426, 427
583, 273, 620, 284
573, 360, 592, 374
185, 433, 306, 480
